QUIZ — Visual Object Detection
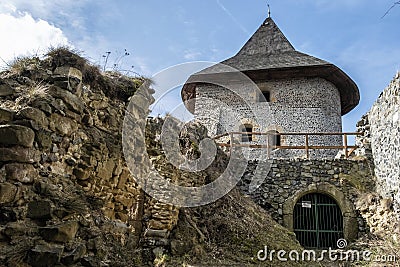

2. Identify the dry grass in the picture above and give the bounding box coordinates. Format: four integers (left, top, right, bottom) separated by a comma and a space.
1, 45, 146, 102
45, 45, 88, 70
28, 81, 49, 97
165, 189, 307, 267
4, 236, 37, 265
9, 56, 41, 75
45, 46, 146, 100
15, 81, 50, 106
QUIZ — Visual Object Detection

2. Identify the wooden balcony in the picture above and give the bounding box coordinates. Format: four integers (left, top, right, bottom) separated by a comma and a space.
213, 132, 362, 159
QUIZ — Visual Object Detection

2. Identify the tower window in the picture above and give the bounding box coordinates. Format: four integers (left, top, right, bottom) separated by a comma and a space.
242, 124, 253, 142
259, 91, 271, 102
268, 130, 281, 147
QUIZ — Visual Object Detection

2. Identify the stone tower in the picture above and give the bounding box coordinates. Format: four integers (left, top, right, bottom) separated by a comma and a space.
181, 17, 360, 159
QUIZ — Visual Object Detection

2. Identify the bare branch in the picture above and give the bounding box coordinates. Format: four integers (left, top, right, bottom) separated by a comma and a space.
382, 1, 400, 19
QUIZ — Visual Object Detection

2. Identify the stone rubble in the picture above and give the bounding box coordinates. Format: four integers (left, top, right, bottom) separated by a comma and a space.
0, 50, 169, 266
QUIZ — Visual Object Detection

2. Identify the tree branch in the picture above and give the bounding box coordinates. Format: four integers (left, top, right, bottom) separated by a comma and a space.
382, 1, 400, 19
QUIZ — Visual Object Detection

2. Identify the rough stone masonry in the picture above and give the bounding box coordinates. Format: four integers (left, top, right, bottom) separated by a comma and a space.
361, 72, 400, 214
0, 51, 184, 266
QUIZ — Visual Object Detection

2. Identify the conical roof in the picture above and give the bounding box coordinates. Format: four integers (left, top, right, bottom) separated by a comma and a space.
234, 17, 296, 56
182, 17, 360, 115
222, 17, 330, 71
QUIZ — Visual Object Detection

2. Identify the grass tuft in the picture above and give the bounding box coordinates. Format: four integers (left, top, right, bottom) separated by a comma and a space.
9, 56, 41, 76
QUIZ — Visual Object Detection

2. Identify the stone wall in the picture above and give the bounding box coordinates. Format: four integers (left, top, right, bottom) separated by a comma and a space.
195, 77, 343, 159
0, 52, 181, 266
238, 158, 375, 240
366, 72, 400, 214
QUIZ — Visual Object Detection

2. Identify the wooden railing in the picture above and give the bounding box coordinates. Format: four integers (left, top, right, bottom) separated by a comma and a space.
213, 132, 362, 159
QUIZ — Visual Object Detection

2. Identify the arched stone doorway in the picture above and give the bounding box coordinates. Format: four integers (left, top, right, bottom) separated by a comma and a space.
283, 183, 358, 247
293, 193, 343, 248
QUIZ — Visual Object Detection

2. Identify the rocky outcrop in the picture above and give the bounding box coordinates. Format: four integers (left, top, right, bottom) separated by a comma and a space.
354, 72, 400, 244
356, 192, 399, 238
0, 49, 152, 267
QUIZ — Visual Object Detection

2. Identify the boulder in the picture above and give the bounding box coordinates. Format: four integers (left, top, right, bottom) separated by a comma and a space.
80, 256, 102, 267
117, 169, 130, 189
171, 239, 191, 256
0, 146, 40, 163
114, 195, 133, 208
97, 160, 115, 181
5, 163, 37, 183
0, 183, 17, 204
73, 167, 91, 180
49, 113, 78, 136
48, 86, 84, 114
30, 98, 53, 115
27, 243, 64, 267
53, 67, 82, 94
0, 107, 14, 123
27, 200, 52, 220
4, 221, 38, 236
61, 244, 86, 265
40, 221, 79, 243
35, 129, 52, 149
0, 83, 13, 96
0, 208, 17, 224
16, 107, 48, 128
0, 125, 35, 147
143, 229, 169, 239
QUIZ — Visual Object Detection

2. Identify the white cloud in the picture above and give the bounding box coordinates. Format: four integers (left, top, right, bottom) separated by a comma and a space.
0, 11, 68, 66
184, 50, 202, 60
0, 2, 16, 13
0, 0, 94, 35
1, 0, 89, 20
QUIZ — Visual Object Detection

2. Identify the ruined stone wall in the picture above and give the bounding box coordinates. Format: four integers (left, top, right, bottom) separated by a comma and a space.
194, 77, 342, 159
0, 53, 182, 266
364, 72, 400, 214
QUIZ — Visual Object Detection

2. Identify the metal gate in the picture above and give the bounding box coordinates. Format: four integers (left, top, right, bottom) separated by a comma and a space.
293, 193, 344, 249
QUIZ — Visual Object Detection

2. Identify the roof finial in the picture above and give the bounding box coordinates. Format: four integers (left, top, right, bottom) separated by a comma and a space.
267, 4, 271, 18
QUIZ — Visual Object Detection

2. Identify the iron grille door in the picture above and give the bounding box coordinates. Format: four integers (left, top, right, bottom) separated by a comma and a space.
293, 193, 344, 249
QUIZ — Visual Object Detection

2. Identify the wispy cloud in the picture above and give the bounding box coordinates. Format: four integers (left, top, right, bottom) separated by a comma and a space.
184, 49, 202, 60
216, 0, 250, 35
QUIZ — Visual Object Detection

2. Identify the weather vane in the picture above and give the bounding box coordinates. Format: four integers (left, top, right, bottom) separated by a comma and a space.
267, 3, 271, 18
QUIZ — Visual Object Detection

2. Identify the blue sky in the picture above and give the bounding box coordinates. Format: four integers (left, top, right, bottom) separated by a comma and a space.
1, 0, 399, 133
